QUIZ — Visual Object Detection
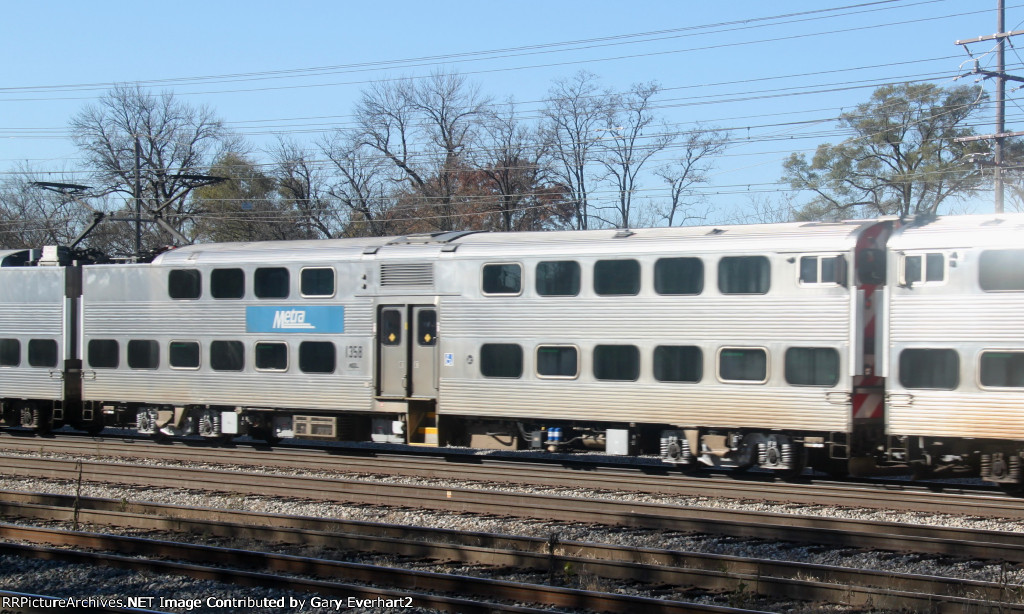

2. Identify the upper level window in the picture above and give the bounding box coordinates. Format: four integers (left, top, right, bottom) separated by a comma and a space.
536, 345, 578, 378
211, 268, 245, 299
593, 345, 640, 381
254, 267, 289, 299
785, 347, 839, 387
899, 348, 958, 390
481, 343, 523, 378
168, 269, 201, 299
654, 258, 703, 295
719, 256, 770, 294
301, 267, 336, 298
719, 347, 768, 383
980, 249, 1024, 292
536, 261, 581, 297
902, 253, 945, 286
482, 263, 522, 295
594, 260, 640, 296
799, 255, 845, 286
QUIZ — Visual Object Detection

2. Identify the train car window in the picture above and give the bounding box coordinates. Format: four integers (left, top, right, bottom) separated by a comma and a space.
902, 253, 945, 286
856, 248, 886, 285
169, 341, 200, 369
417, 310, 437, 346
380, 309, 402, 346
482, 263, 522, 295
536, 261, 581, 296
536, 345, 579, 378
27, 339, 58, 368
301, 267, 336, 298
0, 339, 20, 367
210, 340, 245, 371
88, 339, 119, 369
980, 351, 1024, 388
653, 345, 703, 383
784, 347, 839, 386
168, 269, 201, 299
718, 348, 768, 383
481, 344, 523, 378
127, 340, 159, 370
255, 342, 288, 371
979, 249, 1024, 291
899, 348, 958, 390
594, 345, 640, 381
211, 268, 245, 299
654, 258, 703, 295
799, 255, 846, 286
299, 341, 336, 373
594, 260, 640, 296
254, 267, 290, 299
718, 256, 770, 294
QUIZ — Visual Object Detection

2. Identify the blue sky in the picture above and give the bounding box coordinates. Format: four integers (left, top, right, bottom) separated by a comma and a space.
1, 1, 1019, 222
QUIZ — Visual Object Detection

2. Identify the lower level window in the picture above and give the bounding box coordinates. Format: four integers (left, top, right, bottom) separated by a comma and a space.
785, 347, 839, 386
980, 351, 1024, 388
210, 341, 244, 371
88, 339, 119, 369
536, 346, 578, 378
28, 339, 58, 368
0, 339, 20, 366
127, 340, 159, 370
719, 348, 768, 382
299, 341, 335, 373
899, 348, 958, 390
481, 344, 523, 378
593, 345, 640, 381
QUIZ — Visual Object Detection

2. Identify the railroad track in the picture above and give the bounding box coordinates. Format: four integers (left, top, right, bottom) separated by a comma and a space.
2, 454, 1023, 563
0, 433, 1017, 520
1, 491, 1022, 613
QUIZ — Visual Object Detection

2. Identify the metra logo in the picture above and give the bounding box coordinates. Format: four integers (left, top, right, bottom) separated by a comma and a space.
272, 309, 315, 330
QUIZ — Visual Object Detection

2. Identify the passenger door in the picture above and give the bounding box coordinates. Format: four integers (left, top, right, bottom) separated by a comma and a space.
377, 305, 438, 399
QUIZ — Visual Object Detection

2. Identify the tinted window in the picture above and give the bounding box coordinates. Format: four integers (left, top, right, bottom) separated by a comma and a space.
785, 347, 839, 386
0, 339, 20, 367
719, 348, 767, 382
417, 309, 437, 346
301, 268, 335, 297
211, 268, 245, 299
899, 348, 958, 390
210, 340, 245, 371
593, 345, 640, 381
980, 250, 1024, 292
88, 339, 119, 369
482, 263, 522, 295
536, 346, 578, 378
254, 267, 289, 299
299, 341, 335, 373
981, 351, 1024, 387
127, 340, 159, 370
481, 344, 523, 378
654, 346, 702, 383
594, 260, 640, 296
719, 256, 770, 294
169, 341, 200, 369
28, 339, 58, 368
255, 342, 288, 371
536, 261, 581, 296
168, 269, 201, 299
654, 258, 703, 295
380, 309, 402, 346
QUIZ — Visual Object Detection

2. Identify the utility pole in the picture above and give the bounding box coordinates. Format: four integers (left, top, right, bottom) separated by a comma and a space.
955, 0, 1024, 213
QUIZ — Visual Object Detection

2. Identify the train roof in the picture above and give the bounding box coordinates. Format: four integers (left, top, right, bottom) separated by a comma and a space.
889, 213, 1024, 250
152, 220, 879, 265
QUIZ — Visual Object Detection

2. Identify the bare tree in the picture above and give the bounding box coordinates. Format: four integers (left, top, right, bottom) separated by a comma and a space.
0, 165, 94, 249
69, 84, 229, 254
355, 70, 489, 231
271, 137, 340, 238
542, 71, 611, 230
319, 132, 400, 237
596, 82, 673, 228
655, 125, 730, 226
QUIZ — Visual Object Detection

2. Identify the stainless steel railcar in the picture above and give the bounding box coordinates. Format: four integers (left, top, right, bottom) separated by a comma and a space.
2, 215, 1023, 483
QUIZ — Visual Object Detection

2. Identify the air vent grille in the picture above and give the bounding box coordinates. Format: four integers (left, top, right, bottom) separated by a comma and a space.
380, 262, 434, 287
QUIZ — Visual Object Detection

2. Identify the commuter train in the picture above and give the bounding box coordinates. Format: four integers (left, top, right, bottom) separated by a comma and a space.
2, 213, 1023, 485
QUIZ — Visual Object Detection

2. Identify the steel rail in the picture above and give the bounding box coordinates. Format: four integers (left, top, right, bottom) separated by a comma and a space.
0, 434, 1018, 520
0, 493, 1021, 613
0, 525, 762, 614
3, 455, 1024, 564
